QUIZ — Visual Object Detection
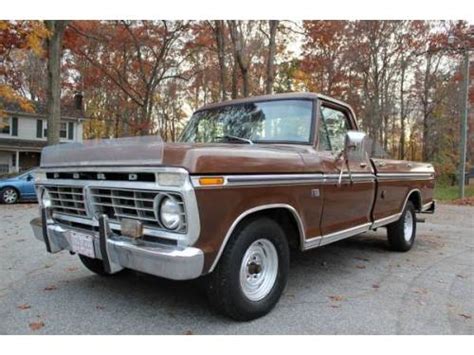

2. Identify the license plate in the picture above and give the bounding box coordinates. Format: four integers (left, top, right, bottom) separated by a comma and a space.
70, 231, 95, 258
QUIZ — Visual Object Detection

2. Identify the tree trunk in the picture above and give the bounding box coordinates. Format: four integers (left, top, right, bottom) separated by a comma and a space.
231, 62, 238, 99
422, 53, 432, 161
228, 21, 250, 97
213, 21, 227, 100
45, 20, 68, 145
265, 20, 278, 95
399, 59, 406, 160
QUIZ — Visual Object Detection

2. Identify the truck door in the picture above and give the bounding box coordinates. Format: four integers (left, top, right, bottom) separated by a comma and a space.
317, 102, 376, 241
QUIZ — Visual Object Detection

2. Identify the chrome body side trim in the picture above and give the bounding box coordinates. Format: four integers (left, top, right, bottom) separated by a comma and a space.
401, 188, 422, 212
319, 223, 372, 247
226, 174, 325, 186
192, 173, 376, 188
208, 203, 306, 273
323, 173, 376, 184
302, 222, 372, 250
376, 173, 434, 181
303, 223, 371, 250
371, 213, 402, 229
303, 235, 322, 249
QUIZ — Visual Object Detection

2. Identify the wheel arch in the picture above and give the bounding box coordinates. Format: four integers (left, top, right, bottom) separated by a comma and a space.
208, 203, 305, 273
404, 188, 422, 212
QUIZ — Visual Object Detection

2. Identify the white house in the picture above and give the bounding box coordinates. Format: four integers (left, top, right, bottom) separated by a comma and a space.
0, 94, 85, 174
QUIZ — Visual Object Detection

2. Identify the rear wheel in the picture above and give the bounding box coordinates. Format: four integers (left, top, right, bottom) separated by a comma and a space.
1, 187, 19, 204
387, 201, 417, 252
207, 217, 289, 321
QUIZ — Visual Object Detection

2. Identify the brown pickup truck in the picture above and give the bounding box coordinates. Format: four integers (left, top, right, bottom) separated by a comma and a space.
31, 92, 435, 321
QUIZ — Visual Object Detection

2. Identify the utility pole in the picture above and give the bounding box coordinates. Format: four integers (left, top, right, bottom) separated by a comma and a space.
459, 47, 469, 199
449, 33, 471, 199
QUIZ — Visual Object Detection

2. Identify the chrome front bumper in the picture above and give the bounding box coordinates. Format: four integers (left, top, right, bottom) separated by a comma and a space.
30, 212, 204, 280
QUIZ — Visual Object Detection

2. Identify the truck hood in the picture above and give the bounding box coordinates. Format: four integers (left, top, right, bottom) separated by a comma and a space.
161, 143, 309, 174
40, 138, 310, 174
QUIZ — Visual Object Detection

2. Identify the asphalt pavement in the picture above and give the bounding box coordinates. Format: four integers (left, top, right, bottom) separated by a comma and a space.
0, 203, 472, 334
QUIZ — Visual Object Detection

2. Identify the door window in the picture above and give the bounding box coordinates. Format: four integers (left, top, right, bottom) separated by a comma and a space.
318, 106, 350, 153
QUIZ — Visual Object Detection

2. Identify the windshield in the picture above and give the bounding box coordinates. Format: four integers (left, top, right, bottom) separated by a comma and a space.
180, 99, 314, 144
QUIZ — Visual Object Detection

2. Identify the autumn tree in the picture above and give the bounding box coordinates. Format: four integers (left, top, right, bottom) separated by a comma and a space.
0, 20, 49, 114
68, 20, 190, 135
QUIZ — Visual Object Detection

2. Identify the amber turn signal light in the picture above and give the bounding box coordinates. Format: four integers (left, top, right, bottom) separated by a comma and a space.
199, 177, 225, 186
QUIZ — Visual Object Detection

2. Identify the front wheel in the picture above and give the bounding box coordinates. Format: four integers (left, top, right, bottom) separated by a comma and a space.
1, 187, 19, 204
78, 254, 123, 276
207, 217, 289, 321
387, 201, 417, 252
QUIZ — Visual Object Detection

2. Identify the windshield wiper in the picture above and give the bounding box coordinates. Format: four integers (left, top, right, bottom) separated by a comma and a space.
217, 135, 254, 145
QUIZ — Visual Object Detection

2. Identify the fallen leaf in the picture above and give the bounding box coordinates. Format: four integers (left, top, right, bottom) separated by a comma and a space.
184, 330, 193, 335
414, 288, 428, 295
66, 267, 78, 272
459, 313, 472, 320
456, 274, 466, 279
329, 295, 344, 302
44, 285, 57, 291
96, 305, 105, 310
330, 304, 340, 308
355, 264, 366, 269
17, 304, 31, 310
29, 321, 45, 331
354, 256, 369, 262
372, 284, 380, 289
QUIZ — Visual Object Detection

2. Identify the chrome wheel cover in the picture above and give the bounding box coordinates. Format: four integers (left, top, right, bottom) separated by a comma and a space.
404, 210, 414, 242
239, 238, 278, 301
3, 189, 17, 204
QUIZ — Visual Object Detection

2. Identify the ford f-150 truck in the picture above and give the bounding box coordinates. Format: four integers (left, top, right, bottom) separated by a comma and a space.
31, 92, 435, 321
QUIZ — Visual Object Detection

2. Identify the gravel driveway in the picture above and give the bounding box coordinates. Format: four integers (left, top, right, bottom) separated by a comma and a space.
0, 203, 472, 334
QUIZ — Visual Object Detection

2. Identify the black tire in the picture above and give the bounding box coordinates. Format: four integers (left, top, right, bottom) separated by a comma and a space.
78, 254, 121, 276
387, 201, 417, 252
206, 217, 289, 321
1, 187, 19, 204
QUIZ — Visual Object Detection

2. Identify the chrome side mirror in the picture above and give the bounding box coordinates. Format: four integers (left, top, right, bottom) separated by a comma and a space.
338, 131, 367, 186
344, 131, 367, 156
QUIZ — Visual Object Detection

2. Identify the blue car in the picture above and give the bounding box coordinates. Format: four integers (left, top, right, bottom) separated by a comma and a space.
0, 168, 38, 204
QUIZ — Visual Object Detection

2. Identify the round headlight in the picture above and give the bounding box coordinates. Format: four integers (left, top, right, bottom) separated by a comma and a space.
41, 188, 52, 208
159, 196, 183, 230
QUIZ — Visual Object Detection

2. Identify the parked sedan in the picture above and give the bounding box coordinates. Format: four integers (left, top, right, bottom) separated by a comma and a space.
0, 168, 38, 204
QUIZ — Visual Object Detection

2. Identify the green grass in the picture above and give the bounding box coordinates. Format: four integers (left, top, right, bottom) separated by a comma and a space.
434, 184, 474, 201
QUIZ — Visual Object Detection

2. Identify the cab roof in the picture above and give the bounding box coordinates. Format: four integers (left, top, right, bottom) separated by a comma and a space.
196, 92, 355, 115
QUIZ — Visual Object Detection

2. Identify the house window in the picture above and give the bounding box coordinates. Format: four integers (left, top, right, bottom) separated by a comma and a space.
1, 117, 10, 134
42, 121, 73, 139
60, 122, 67, 138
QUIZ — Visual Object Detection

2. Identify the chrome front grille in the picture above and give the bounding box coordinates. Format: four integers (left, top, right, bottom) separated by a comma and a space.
47, 186, 87, 217
90, 188, 186, 233
46, 185, 187, 234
